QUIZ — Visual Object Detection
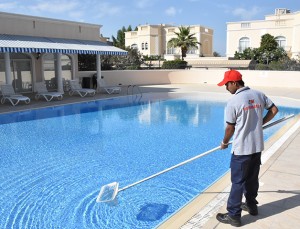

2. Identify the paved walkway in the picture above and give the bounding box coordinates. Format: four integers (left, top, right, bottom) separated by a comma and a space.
1, 83, 300, 113
152, 84, 300, 229
1, 84, 300, 229
177, 116, 300, 229
0, 88, 123, 114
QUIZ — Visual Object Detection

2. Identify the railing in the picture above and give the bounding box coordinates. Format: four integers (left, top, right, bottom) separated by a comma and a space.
127, 84, 142, 96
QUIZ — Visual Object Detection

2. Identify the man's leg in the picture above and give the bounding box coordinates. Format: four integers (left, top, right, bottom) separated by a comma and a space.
217, 154, 251, 227
227, 154, 251, 217
242, 152, 261, 215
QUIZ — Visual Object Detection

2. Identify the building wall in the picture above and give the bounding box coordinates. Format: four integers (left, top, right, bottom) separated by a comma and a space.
125, 31, 138, 48
226, 8, 300, 58
0, 12, 105, 92
200, 31, 213, 56
293, 13, 300, 53
0, 12, 101, 41
125, 24, 213, 59
77, 69, 300, 89
125, 24, 165, 56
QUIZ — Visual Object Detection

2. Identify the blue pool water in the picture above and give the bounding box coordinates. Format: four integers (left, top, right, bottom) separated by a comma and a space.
0, 93, 299, 229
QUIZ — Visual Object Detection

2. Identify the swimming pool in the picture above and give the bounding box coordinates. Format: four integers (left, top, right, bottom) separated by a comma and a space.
0, 93, 299, 229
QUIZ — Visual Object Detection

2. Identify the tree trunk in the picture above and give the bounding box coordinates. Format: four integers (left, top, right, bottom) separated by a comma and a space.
181, 47, 187, 60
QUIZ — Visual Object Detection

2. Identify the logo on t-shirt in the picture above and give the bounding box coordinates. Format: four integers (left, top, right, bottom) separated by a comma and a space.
244, 99, 261, 111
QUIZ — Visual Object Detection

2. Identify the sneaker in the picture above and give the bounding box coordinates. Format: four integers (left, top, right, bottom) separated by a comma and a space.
241, 202, 258, 215
216, 213, 241, 227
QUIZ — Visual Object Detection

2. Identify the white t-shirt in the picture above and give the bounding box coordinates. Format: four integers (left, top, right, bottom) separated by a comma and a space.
225, 86, 274, 155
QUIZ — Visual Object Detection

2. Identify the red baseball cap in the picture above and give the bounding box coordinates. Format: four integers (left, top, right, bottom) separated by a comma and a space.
217, 70, 242, 86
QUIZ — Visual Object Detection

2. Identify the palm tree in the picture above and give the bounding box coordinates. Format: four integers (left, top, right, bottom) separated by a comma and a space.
167, 26, 201, 60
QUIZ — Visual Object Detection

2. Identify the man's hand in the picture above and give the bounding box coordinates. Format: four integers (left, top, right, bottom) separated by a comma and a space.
221, 141, 229, 149
220, 124, 235, 150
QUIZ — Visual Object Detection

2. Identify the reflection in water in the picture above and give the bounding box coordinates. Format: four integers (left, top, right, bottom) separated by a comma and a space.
137, 100, 214, 127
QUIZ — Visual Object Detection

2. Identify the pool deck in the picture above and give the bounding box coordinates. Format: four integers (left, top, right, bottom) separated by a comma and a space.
1, 84, 300, 229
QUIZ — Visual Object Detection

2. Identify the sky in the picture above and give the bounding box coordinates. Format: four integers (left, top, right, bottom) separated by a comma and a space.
0, 0, 300, 56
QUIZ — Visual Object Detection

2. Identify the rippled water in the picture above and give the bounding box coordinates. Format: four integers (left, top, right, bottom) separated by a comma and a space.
0, 94, 299, 229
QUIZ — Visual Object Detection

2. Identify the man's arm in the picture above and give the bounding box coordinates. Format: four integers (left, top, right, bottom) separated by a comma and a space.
221, 124, 235, 149
263, 105, 279, 125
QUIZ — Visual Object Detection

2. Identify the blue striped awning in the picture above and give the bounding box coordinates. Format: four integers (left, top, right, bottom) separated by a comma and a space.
0, 34, 127, 55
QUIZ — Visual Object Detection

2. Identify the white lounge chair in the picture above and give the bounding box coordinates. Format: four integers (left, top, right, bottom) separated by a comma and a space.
35, 82, 63, 101
99, 77, 121, 94
68, 80, 96, 97
0, 84, 31, 106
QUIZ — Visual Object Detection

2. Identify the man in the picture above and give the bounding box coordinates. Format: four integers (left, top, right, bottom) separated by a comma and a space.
216, 69, 278, 227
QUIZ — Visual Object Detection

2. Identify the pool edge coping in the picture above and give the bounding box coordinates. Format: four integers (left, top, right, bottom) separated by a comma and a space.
156, 114, 300, 229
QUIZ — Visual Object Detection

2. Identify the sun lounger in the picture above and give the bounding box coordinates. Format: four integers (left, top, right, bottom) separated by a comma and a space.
35, 82, 63, 101
0, 84, 31, 106
99, 77, 121, 94
68, 80, 96, 97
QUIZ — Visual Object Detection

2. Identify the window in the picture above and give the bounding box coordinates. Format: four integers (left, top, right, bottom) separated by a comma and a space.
275, 36, 286, 48
145, 42, 148, 50
239, 37, 250, 52
241, 23, 250, 28
275, 20, 286, 26
187, 47, 197, 54
167, 47, 176, 54
131, 44, 138, 49
142, 43, 144, 50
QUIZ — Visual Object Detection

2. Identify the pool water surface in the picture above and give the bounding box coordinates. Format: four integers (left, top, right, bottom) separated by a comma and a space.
0, 93, 299, 229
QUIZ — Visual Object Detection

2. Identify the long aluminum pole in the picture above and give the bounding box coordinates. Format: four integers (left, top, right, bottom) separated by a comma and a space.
119, 114, 294, 192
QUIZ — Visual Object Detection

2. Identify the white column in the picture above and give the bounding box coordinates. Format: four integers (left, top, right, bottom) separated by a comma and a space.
70, 55, 76, 80
4, 52, 12, 84
55, 53, 63, 93
96, 54, 101, 92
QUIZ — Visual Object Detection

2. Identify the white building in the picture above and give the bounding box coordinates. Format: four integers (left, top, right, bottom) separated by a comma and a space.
0, 12, 126, 94
226, 8, 300, 59
125, 24, 213, 60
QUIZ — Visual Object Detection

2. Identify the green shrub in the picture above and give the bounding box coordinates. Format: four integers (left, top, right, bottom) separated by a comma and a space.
255, 63, 270, 70
161, 60, 187, 69
126, 65, 140, 70
269, 61, 286, 70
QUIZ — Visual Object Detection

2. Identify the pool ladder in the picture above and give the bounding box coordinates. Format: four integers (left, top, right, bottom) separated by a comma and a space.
126, 85, 142, 96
